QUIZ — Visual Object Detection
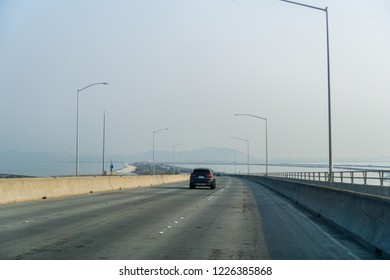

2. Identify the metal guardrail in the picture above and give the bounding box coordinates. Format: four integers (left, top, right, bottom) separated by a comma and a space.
268, 170, 390, 186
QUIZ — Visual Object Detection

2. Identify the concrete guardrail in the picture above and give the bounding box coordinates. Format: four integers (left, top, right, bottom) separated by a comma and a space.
239, 175, 390, 259
0, 175, 189, 205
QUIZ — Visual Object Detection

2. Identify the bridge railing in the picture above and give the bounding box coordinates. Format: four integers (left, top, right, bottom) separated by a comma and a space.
267, 170, 390, 187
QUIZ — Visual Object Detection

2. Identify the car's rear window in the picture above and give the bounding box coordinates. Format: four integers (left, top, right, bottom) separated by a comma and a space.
192, 169, 212, 175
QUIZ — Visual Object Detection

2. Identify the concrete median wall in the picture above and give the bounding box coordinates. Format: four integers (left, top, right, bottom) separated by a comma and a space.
0, 175, 189, 205
240, 175, 390, 259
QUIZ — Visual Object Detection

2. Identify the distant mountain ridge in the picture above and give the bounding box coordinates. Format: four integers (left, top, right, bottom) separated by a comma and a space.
2, 149, 390, 165
0, 147, 260, 164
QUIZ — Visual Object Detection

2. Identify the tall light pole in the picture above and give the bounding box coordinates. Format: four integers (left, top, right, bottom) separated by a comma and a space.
153, 128, 169, 175
102, 111, 106, 176
229, 137, 250, 175
76, 82, 108, 176
279, 0, 333, 180
172, 142, 183, 174
231, 148, 237, 174
235, 114, 268, 175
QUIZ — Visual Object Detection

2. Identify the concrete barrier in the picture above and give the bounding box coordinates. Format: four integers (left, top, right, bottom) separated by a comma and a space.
240, 175, 390, 259
0, 175, 189, 205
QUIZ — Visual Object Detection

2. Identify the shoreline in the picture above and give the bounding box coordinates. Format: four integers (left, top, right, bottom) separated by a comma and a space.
114, 164, 137, 176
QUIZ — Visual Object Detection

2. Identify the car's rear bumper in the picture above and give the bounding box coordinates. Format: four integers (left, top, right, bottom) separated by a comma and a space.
190, 179, 215, 186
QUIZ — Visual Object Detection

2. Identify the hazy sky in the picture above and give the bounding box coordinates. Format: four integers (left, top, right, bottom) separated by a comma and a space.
1, 0, 390, 163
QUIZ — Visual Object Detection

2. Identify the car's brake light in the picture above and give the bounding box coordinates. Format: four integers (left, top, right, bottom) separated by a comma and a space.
207, 174, 213, 178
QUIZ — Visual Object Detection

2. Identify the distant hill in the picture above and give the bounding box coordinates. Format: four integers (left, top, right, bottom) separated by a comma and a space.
0, 147, 261, 165
123, 147, 260, 164
3, 149, 388, 166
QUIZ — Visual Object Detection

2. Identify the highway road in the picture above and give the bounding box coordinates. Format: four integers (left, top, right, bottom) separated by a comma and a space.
0, 176, 378, 260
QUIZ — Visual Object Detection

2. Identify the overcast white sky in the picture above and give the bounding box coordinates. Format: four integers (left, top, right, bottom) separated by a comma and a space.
1, 0, 390, 163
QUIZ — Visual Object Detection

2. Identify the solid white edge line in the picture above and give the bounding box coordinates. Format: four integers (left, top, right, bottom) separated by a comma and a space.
285, 203, 361, 260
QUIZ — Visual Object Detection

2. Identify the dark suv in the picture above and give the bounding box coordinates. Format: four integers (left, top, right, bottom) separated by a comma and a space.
189, 168, 216, 189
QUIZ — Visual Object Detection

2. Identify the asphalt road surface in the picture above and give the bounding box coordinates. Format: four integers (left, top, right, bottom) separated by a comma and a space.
0, 176, 378, 260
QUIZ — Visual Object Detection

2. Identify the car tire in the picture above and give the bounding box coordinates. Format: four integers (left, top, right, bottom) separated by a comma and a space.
189, 184, 195, 189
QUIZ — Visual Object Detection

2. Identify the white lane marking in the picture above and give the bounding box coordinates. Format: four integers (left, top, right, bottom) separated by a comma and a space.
158, 217, 185, 235
158, 184, 229, 235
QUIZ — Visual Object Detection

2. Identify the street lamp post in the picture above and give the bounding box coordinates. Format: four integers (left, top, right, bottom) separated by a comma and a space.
229, 137, 250, 175
172, 143, 183, 174
153, 128, 169, 175
232, 148, 237, 174
279, 0, 333, 180
76, 82, 108, 176
102, 111, 106, 176
235, 114, 268, 175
